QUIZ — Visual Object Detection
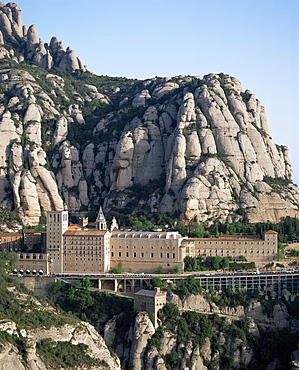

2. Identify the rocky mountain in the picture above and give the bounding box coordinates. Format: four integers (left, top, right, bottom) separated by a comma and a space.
0, 277, 121, 369
0, 1, 298, 226
2, 263, 299, 370
103, 292, 299, 370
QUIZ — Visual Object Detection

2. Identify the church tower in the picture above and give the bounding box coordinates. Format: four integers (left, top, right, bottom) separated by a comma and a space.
95, 207, 107, 231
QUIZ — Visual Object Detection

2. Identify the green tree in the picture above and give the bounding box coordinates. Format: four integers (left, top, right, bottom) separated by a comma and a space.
212, 256, 222, 270
277, 250, 285, 260
0, 251, 18, 272
152, 277, 163, 288
162, 303, 180, 324
48, 281, 63, 296
82, 278, 93, 289
175, 221, 187, 236
156, 266, 163, 274
220, 257, 230, 269
112, 262, 123, 274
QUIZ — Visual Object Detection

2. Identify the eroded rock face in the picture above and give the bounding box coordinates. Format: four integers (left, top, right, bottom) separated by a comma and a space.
129, 312, 156, 370
0, 321, 121, 370
125, 292, 294, 370
0, 3, 297, 225
101, 73, 299, 223
0, 2, 86, 71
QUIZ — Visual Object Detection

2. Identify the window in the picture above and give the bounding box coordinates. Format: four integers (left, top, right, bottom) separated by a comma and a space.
133, 252, 136, 257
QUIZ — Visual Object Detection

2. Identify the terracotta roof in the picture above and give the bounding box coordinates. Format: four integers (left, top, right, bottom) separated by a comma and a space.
135, 289, 166, 297
64, 229, 108, 236
23, 229, 41, 234
68, 225, 82, 230
264, 230, 278, 234
0, 232, 22, 237
185, 237, 263, 242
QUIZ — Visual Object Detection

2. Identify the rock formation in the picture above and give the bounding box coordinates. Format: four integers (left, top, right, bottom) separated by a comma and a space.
0, 2, 297, 226
102, 290, 299, 370
0, 2, 86, 71
0, 283, 121, 370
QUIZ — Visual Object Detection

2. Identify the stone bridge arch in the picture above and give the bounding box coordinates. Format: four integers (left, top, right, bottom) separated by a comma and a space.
101, 279, 116, 291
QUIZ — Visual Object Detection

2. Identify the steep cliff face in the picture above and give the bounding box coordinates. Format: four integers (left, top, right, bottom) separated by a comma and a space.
0, 2, 298, 225
0, 283, 121, 370
105, 293, 299, 370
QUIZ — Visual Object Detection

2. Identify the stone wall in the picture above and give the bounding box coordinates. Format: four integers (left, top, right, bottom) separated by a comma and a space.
17, 276, 56, 295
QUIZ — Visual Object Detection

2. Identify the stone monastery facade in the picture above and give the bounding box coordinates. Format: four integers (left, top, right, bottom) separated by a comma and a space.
45, 209, 278, 274
182, 231, 278, 264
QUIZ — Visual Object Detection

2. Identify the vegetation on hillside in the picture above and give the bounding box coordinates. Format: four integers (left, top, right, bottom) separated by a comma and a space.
0, 204, 22, 231
157, 303, 299, 370
0, 253, 110, 368
48, 280, 134, 332
183, 255, 255, 272
36, 339, 109, 369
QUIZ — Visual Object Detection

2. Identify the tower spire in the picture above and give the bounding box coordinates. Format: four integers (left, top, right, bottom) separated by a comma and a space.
96, 206, 107, 230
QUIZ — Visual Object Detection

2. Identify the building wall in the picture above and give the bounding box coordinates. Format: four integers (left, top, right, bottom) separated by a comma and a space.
110, 231, 185, 273
23, 229, 42, 250
183, 231, 278, 266
134, 289, 166, 328
0, 232, 22, 251
17, 252, 50, 275
62, 229, 110, 273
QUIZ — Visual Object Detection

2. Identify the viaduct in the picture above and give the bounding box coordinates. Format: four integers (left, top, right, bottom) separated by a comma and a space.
19, 271, 299, 297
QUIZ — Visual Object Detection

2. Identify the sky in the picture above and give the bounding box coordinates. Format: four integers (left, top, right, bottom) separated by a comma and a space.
15, 0, 299, 184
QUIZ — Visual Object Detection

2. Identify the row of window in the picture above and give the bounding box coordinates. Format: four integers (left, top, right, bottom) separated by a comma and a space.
111, 245, 176, 250
66, 237, 102, 241
19, 254, 44, 259
199, 248, 275, 253
199, 250, 275, 254
198, 241, 275, 245
66, 245, 101, 249
111, 251, 176, 259
65, 258, 101, 261
66, 242, 101, 246
64, 253, 101, 257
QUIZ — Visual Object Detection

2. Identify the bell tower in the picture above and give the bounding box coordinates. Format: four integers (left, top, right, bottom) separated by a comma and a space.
46, 210, 69, 273
95, 207, 107, 231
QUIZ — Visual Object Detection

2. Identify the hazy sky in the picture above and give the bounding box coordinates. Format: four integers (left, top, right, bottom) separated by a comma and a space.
15, 0, 299, 183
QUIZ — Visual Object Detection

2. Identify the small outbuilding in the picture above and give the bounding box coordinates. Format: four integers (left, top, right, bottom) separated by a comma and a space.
134, 287, 166, 328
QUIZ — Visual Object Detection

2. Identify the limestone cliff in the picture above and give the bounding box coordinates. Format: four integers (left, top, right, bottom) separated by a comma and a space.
103, 291, 299, 370
0, 2, 298, 225
0, 284, 121, 370
0, 2, 86, 71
